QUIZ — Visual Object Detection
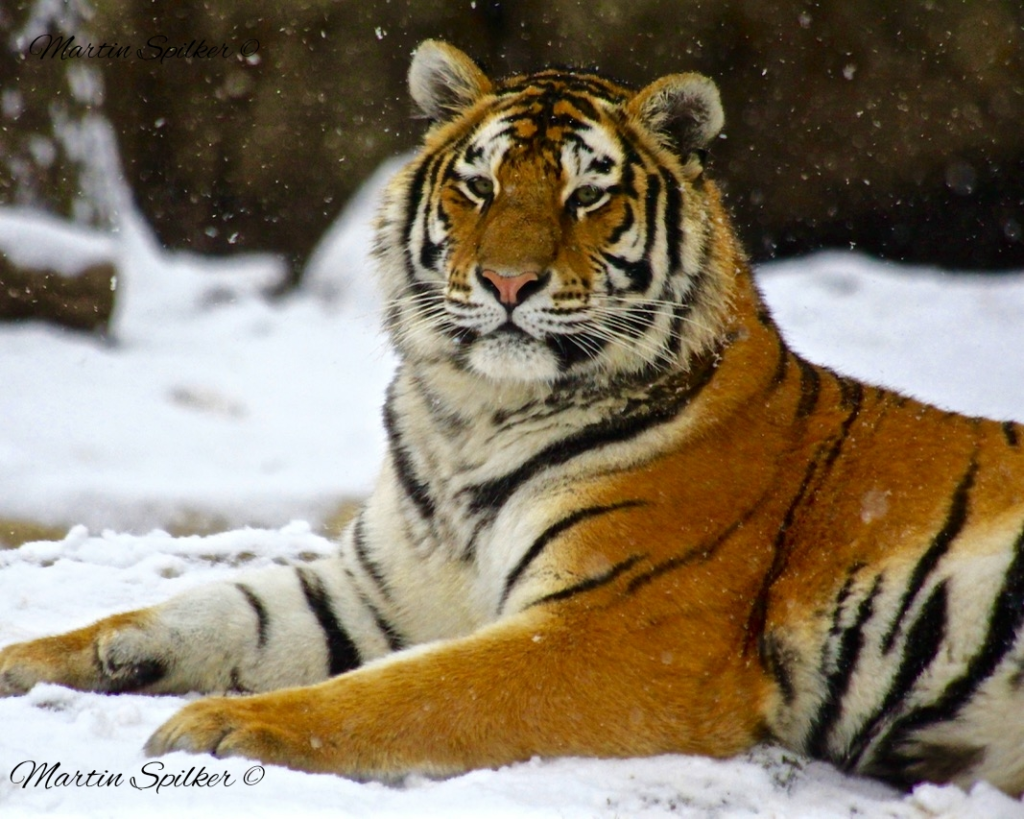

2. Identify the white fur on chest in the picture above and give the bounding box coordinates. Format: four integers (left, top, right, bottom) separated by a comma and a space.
362, 361, 693, 644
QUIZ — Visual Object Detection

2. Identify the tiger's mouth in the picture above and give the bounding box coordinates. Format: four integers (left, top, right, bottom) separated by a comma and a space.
453, 310, 606, 383
491, 321, 535, 339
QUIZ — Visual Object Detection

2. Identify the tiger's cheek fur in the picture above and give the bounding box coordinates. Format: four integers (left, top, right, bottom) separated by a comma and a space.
441, 193, 483, 299
559, 198, 631, 296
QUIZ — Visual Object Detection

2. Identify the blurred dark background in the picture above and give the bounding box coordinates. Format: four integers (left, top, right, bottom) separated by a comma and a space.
2, 0, 1023, 331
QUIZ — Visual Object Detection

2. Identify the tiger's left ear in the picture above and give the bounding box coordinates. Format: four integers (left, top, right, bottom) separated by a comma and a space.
409, 40, 493, 122
626, 73, 724, 162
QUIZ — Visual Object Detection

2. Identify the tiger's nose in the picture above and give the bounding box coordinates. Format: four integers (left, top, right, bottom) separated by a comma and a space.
479, 269, 542, 307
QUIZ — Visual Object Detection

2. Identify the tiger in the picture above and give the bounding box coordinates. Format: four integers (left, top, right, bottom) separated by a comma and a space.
2, 39, 1024, 796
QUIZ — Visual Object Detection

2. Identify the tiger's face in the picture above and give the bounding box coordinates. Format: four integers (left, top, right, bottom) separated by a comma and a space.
376, 42, 732, 386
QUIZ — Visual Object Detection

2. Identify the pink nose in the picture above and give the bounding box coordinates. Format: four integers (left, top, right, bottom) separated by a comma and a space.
480, 269, 540, 307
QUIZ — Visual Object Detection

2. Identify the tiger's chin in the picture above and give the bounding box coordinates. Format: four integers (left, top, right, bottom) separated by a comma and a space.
466, 329, 562, 383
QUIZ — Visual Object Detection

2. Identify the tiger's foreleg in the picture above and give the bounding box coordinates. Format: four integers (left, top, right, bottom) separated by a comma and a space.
144, 607, 769, 779
0, 553, 395, 697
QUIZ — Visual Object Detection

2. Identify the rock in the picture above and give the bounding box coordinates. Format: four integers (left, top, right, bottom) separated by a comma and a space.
0, 257, 117, 333
0, 207, 120, 332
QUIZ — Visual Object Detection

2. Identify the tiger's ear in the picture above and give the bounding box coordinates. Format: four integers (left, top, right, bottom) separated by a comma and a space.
409, 40, 492, 122
626, 73, 724, 158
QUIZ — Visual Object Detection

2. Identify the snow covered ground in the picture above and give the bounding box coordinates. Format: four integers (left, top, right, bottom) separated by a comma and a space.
2, 161, 1024, 816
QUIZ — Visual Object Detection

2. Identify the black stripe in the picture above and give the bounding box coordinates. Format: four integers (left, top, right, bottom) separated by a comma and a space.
500, 500, 645, 610
401, 156, 431, 256
804, 574, 882, 758
769, 345, 790, 389
1003, 421, 1020, 447
558, 91, 603, 121
639, 171, 663, 289
605, 205, 635, 246
602, 250, 655, 295
97, 646, 166, 693
845, 580, 949, 775
665, 300, 687, 359
760, 633, 797, 706
235, 583, 269, 648
622, 541, 712, 595
352, 514, 392, 601
296, 567, 360, 676
837, 375, 865, 414
383, 390, 436, 521
464, 352, 721, 514
616, 136, 639, 195
351, 579, 405, 653
744, 450, 824, 653
229, 667, 252, 694
366, 600, 405, 653
545, 112, 587, 133
659, 167, 683, 275
499, 74, 625, 105
627, 303, 659, 338
556, 75, 626, 103
830, 570, 860, 632
941, 519, 1024, 701
601, 173, 660, 294
862, 520, 1024, 782
881, 459, 976, 653
545, 330, 609, 373
418, 155, 453, 273
419, 233, 444, 272
527, 553, 644, 608
626, 491, 771, 595
401, 151, 446, 280
819, 375, 865, 477
795, 356, 822, 419
434, 198, 452, 231
462, 515, 493, 563
492, 398, 539, 429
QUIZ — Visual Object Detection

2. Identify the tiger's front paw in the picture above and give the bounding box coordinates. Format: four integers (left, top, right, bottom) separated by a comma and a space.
145, 696, 306, 769
0, 612, 167, 696
0, 633, 113, 695
0, 641, 56, 696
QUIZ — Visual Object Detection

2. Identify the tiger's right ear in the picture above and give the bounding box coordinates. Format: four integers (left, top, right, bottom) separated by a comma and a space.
409, 41, 492, 122
626, 72, 724, 158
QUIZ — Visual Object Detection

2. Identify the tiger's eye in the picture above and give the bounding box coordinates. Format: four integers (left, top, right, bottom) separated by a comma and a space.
466, 176, 494, 199
570, 185, 604, 209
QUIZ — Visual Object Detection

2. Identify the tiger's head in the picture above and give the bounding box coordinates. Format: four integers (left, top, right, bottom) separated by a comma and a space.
376, 41, 740, 387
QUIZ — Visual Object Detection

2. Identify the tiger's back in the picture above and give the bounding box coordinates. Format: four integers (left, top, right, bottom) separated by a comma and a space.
1, 40, 1023, 795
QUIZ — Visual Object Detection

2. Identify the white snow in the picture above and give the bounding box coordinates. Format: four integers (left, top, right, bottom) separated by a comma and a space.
1, 161, 1024, 817
0, 171, 395, 533
0, 207, 116, 275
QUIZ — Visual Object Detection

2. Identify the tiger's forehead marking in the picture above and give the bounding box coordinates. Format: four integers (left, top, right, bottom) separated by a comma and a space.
462, 72, 628, 176
498, 70, 633, 105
